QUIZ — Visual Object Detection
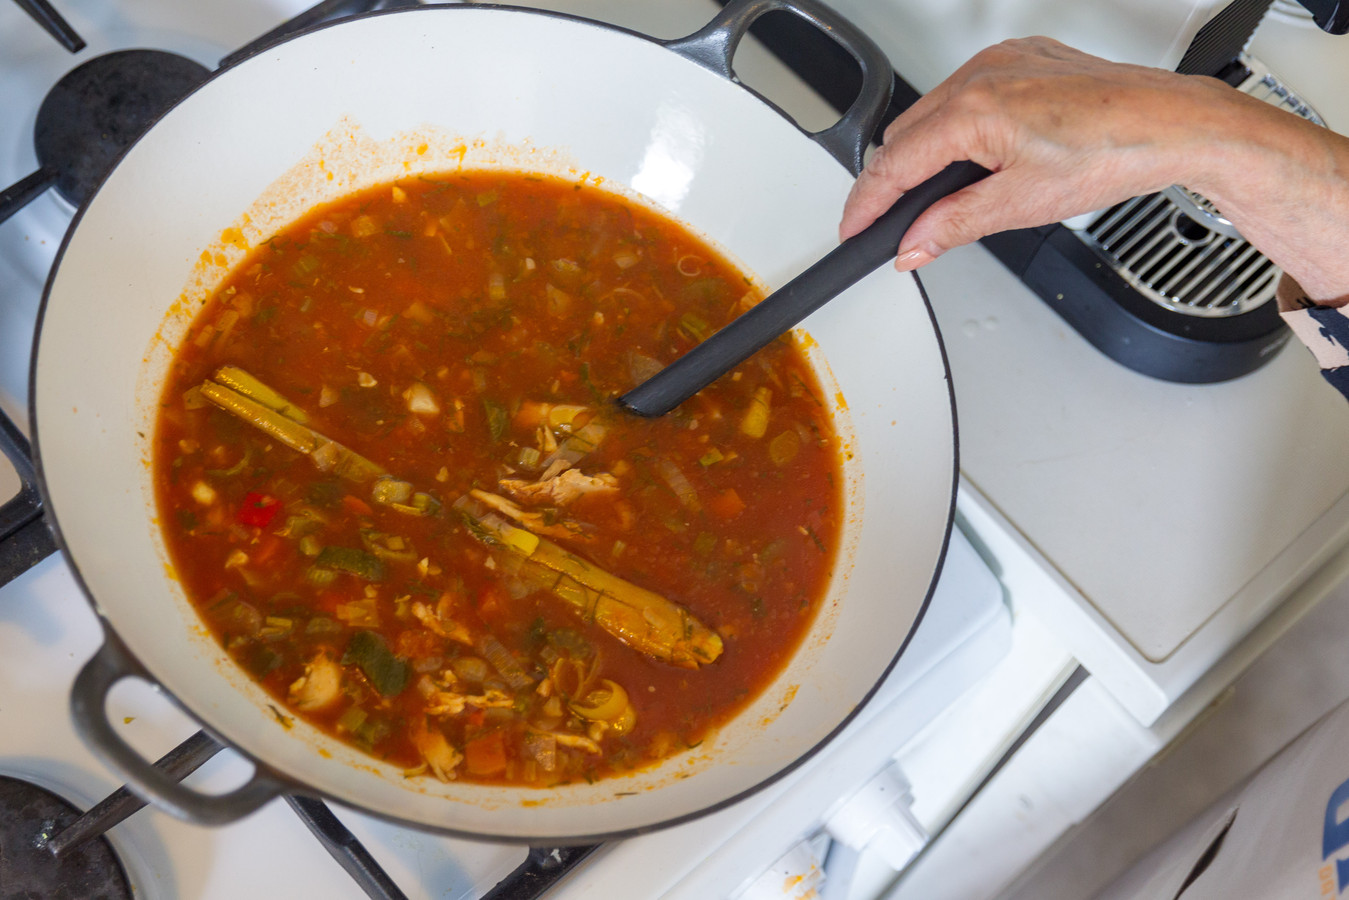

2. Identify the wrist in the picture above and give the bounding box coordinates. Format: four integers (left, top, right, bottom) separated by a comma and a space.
1169, 77, 1286, 200
1176, 82, 1349, 301
1278, 274, 1349, 311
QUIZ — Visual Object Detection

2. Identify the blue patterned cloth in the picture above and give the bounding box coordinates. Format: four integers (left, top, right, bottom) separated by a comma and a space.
1278, 276, 1349, 398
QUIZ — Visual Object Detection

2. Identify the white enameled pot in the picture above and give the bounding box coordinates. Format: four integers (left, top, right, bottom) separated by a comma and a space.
32, 0, 957, 842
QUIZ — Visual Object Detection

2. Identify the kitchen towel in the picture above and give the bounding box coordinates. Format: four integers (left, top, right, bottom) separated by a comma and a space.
1096, 692, 1349, 899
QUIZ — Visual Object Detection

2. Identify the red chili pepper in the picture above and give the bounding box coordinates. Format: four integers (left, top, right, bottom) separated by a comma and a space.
236, 491, 281, 528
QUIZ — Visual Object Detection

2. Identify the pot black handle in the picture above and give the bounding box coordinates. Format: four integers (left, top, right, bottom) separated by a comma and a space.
663, 0, 892, 177
70, 634, 289, 825
46, 729, 225, 855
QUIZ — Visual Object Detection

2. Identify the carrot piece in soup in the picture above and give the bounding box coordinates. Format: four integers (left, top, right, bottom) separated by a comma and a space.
465, 730, 508, 777
707, 488, 746, 519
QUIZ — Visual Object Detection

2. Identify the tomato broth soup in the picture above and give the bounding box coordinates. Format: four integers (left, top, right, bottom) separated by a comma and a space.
153, 171, 844, 787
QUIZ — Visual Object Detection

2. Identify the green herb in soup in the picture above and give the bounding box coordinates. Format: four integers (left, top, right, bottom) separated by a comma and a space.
153, 171, 844, 787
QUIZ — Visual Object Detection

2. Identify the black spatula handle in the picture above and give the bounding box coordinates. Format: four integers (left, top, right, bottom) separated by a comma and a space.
618, 159, 990, 417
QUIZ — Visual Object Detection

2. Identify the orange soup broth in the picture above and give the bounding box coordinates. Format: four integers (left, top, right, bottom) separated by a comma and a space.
153, 171, 843, 785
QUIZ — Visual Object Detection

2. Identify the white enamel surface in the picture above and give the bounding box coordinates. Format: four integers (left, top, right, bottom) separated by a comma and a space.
33, 7, 954, 840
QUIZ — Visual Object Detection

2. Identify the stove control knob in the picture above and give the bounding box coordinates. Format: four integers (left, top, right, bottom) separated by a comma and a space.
823, 760, 929, 871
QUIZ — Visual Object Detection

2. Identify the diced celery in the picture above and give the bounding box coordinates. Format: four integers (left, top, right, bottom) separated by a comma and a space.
314, 546, 386, 582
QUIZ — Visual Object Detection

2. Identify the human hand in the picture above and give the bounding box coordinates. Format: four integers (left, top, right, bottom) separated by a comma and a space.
839, 37, 1227, 266
838, 36, 1349, 304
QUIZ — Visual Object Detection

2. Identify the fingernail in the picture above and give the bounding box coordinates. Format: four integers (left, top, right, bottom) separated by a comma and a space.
894, 247, 934, 272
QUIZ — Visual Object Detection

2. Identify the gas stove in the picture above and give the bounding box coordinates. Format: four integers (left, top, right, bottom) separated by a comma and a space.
0, 2, 1013, 898
8, 1, 1349, 898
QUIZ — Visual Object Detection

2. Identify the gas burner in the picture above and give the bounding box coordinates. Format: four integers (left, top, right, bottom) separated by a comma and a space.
0, 775, 132, 900
0, 49, 210, 224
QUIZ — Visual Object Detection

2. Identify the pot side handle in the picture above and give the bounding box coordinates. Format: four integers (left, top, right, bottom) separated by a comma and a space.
70, 634, 288, 825
663, 0, 893, 177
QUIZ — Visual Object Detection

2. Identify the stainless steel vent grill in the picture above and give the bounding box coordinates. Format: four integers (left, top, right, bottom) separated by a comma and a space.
1080, 55, 1323, 319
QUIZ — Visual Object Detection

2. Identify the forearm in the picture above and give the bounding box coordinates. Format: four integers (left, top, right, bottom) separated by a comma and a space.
839, 37, 1349, 306
1184, 84, 1349, 304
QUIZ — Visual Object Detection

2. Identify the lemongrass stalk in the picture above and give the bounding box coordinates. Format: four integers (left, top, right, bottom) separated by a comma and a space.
212, 366, 311, 424
199, 381, 385, 483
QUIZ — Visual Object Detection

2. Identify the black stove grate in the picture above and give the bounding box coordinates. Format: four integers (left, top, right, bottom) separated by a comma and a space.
0, 402, 55, 587
11, 0, 85, 53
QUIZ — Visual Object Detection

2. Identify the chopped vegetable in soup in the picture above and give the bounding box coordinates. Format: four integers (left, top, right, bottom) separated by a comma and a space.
153, 171, 844, 786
